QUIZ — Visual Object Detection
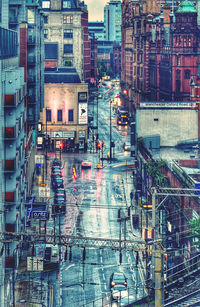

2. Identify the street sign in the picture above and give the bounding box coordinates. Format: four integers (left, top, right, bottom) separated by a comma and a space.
27, 256, 43, 271
39, 186, 50, 198
35, 155, 44, 164
31, 211, 49, 220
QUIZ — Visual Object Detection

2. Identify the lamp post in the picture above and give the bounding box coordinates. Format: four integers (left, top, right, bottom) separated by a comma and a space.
109, 100, 112, 162
96, 94, 99, 141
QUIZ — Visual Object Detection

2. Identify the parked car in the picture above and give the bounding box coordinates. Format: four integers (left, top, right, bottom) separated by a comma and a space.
52, 158, 62, 166
54, 194, 65, 205
111, 284, 128, 301
110, 272, 127, 288
81, 161, 92, 169
52, 177, 64, 189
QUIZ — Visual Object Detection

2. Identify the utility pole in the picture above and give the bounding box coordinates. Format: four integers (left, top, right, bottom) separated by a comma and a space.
96, 94, 99, 141
109, 100, 112, 162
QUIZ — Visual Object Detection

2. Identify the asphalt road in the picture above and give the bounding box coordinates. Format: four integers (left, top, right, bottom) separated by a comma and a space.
48, 83, 146, 306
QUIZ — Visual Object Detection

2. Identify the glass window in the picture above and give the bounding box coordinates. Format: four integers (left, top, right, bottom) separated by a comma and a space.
44, 29, 48, 39
63, 0, 71, 8
57, 110, 63, 122
64, 59, 73, 67
64, 44, 73, 54
184, 70, 190, 79
42, 1, 50, 8
63, 15, 73, 24
46, 109, 51, 122
68, 109, 73, 122
64, 29, 73, 39
44, 15, 48, 24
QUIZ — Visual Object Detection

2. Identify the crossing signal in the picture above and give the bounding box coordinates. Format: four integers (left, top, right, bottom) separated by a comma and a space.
59, 142, 64, 149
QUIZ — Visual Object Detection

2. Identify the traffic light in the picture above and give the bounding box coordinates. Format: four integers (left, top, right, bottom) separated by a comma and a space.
59, 142, 64, 149
97, 141, 101, 150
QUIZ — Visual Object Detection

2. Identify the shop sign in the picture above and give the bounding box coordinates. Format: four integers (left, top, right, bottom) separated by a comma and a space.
31, 211, 49, 220
54, 131, 63, 138
140, 102, 196, 108
78, 92, 87, 102
79, 103, 88, 124
79, 130, 86, 137
63, 131, 75, 138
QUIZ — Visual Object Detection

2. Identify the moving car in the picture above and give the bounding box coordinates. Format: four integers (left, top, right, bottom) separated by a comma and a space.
111, 284, 128, 301
110, 272, 127, 288
54, 193, 65, 205
81, 161, 92, 169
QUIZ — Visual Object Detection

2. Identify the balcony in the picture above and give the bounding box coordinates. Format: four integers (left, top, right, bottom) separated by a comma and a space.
4, 93, 19, 108
4, 127, 16, 140
4, 159, 16, 172
5, 191, 15, 203
5, 256, 15, 268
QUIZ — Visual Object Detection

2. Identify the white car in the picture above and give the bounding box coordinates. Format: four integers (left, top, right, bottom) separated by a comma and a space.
111, 284, 128, 301
81, 161, 92, 169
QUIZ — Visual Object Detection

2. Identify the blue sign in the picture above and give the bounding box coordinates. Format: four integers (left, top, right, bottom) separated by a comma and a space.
31, 211, 49, 220
195, 184, 200, 195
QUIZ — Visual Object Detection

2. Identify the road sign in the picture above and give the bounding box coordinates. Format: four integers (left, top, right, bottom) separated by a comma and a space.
39, 187, 50, 198
35, 155, 44, 164
31, 211, 49, 220
27, 256, 43, 271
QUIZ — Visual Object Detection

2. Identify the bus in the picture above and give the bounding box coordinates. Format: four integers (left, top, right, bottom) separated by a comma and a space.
117, 107, 129, 125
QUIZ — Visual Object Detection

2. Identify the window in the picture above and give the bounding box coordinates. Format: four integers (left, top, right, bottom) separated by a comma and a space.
177, 56, 180, 66
184, 70, 190, 79
63, 15, 73, 24
57, 110, 63, 122
46, 109, 51, 122
44, 29, 48, 39
64, 59, 73, 67
42, 1, 50, 8
68, 109, 73, 122
64, 29, 73, 39
63, 0, 71, 8
176, 69, 181, 80
64, 44, 73, 54
44, 15, 48, 24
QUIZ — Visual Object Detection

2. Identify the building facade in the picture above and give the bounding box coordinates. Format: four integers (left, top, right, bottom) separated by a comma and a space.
41, 0, 91, 82
88, 22, 105, 41
41, 67, 89, 152
104, 0, 122, 43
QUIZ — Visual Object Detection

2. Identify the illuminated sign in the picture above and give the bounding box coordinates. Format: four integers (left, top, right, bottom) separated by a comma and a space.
78, 92, 87, 102
31, 211, 49, 220
140, 102, 197, 108
78, 103, 88, 124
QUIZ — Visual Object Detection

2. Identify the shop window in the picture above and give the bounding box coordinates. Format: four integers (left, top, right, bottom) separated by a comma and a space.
46, 109, 51, 122
63, 15, 73, 24
68, 109, 73, 122
64, 44, 73, 54
57, 110, 62, 122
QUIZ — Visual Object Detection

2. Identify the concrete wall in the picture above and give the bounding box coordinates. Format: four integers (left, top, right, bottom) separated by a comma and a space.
137, 108, 198, 147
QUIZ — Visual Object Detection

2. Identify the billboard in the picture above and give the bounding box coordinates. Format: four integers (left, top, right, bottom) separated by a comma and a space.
78, 103, 88, 124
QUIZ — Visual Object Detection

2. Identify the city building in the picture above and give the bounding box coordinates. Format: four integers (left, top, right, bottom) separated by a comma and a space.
41, 0, 91, 82
0, 1, 26, 305
40, 67, 89, 152
88, 21, 105, 40
9, 0, 45, 195
112, 42, 121, 78
104, 0, 122, 43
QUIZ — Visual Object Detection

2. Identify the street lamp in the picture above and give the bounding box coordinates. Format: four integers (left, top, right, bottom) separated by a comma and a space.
109, 100, 112, 162
96, 93, 99, 142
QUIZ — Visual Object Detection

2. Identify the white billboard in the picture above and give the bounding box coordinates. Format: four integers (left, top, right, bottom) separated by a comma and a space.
79, 103, 88, 124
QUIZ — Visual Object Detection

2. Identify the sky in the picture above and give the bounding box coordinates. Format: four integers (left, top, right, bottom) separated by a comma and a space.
85, 0, 108, 22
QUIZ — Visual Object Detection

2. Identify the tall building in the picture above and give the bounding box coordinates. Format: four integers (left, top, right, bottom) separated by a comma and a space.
104, 0, 122, 43
41, 0, 91, 82
0, 1, 26, 305
88, 22, 105, 40
9, 0, 45, 195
